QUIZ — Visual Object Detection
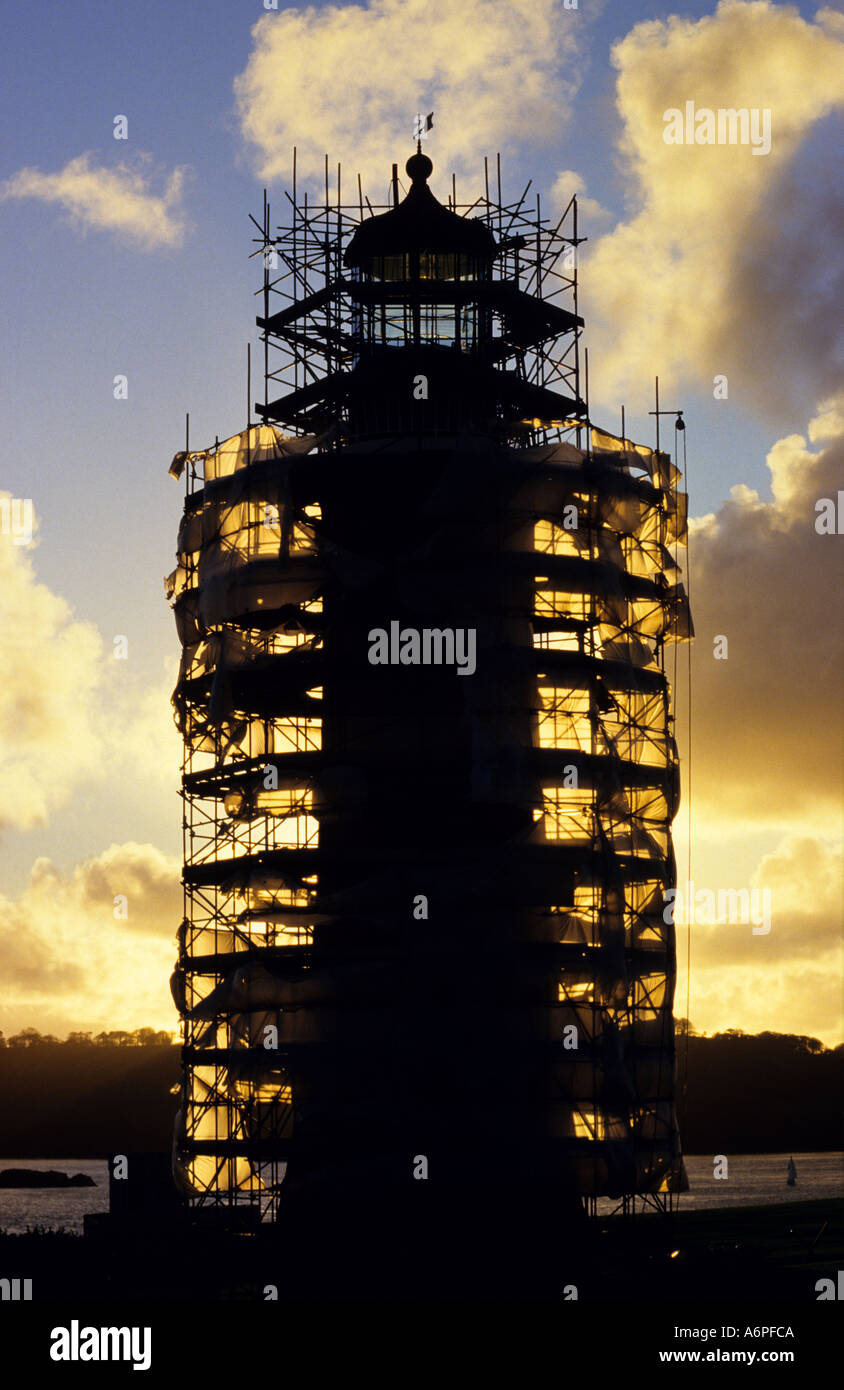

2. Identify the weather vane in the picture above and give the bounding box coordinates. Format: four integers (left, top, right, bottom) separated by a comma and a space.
413, 111, 434, 142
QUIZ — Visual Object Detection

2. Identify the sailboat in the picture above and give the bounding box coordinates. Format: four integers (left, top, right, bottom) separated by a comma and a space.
787, 1156, 797, 1187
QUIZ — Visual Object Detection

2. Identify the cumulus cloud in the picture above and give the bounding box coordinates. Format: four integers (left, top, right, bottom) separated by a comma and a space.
0, 525, 182, 1034
551, 169, 610, 222
680, 835, 842, 1044
0, 510, 181, 836
583, 0, 844, 415
754, 833, 842, 924
686, 957, 842, 1046
0, 842, 180, 1036
0, 507, 104, 832
679, 398, 844, 833
71, 840, 182, 931
234, 0, 584, 194
99, 658, 182, 795
685, 835, 842, 966
1, 153, 188, 249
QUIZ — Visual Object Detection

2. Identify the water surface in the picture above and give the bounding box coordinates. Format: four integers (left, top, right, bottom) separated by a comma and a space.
0, 1152, 840, 1235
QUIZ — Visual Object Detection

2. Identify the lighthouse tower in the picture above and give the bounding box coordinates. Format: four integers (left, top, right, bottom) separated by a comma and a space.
166, 148, 691, 1295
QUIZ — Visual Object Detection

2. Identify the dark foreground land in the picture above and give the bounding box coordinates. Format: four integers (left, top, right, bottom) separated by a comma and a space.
0, 1198, 840, 1303
1, 1031, 841, 1157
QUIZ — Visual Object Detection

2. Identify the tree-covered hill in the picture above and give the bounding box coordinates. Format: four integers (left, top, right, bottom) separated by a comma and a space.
0, 1026, 840, 1157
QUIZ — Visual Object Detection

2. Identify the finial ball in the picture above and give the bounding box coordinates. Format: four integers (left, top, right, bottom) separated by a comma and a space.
406, 151, 433, 184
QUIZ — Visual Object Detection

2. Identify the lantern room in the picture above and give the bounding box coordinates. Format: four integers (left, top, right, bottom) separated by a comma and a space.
343, 150, 496, 356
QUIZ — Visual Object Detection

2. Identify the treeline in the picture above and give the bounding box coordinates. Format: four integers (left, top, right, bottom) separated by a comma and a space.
676, 1020, 835, 1054
0, 1028, 840, 1158
0, 1027, 174, 1049
0, 1041, 180, 1158
677, 1027, 843, 1153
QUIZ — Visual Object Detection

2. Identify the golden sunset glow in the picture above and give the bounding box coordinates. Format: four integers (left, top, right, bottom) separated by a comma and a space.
0, 0, 841, 1054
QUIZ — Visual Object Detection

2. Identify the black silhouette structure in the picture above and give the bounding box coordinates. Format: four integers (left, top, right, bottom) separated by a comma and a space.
166, 148, 692, 1295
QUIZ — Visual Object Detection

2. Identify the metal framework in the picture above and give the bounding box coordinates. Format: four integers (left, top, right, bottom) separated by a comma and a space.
165, 151, 692, 1229
252, 151, 584, 449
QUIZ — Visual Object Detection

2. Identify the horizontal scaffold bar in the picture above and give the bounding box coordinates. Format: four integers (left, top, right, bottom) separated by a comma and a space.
256, 277, 583, 339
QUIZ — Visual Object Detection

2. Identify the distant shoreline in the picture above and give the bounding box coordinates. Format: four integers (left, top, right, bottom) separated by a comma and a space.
0, 1167, 95, 1188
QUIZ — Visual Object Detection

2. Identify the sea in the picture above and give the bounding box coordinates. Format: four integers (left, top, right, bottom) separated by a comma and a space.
0, 1159, 108, 1236
0, 1153, 841, 1235
596, 1152, 843, 1216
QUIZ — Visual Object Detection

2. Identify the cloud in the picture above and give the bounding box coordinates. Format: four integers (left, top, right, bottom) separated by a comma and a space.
685, 835, 842, 967
1, 154, 188, 249
0, 522, 182, 1034
99, 658, 182, 795
680, 398, 844, 835
70, 840, 182, 931
0, 842, 180, 1035
234, 0, 584, 194
0, 507, 181, 841
583, 0, 844, 416
680, 834, 842, 1045
686, 957, 842, 1047
0, 506, 104, 832
754, 833, 842, 924
551, 169, 610, 222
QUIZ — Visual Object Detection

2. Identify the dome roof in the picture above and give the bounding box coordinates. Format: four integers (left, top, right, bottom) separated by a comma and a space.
344, 152, 496, 269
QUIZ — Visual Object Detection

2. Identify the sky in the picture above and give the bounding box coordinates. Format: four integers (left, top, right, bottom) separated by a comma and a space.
0, 0, 842, 1043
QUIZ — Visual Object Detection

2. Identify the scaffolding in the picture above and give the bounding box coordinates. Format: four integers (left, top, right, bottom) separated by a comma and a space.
165, 150, 692, 1225
252, 151, 584, 448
